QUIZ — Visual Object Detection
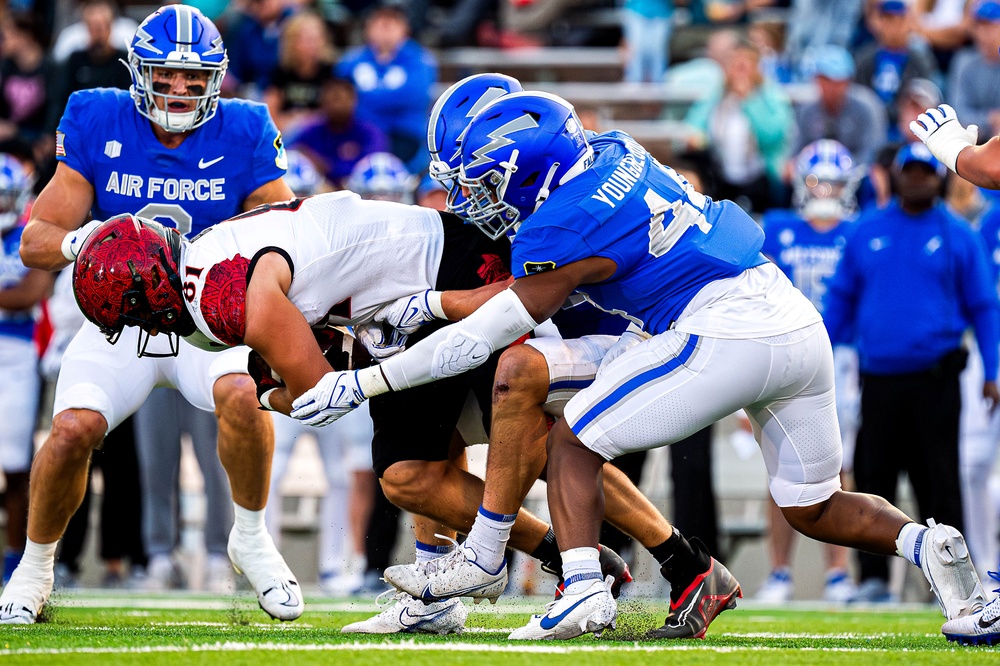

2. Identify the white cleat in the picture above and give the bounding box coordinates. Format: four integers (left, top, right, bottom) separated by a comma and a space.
383, 546, 507, 603
0, 564, 54, 625
919, 520, 988, 621
508, 575, 617, 641
942, 575, 1000, 646
227, 527, 303, 621
341, 590, 468, 634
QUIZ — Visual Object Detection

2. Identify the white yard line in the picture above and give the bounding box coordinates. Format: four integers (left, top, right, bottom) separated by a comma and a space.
0, 640, 923, 657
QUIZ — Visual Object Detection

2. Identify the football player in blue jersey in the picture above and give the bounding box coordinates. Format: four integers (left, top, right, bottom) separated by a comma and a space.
0, 5, 299, 625
292, 91, 990, 640
0, 155, 51, 586
756, 140, 860, 604
379, 72, 735, 641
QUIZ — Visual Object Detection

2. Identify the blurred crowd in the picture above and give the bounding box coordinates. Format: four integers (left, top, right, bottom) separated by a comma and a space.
1, 0, 1000, 606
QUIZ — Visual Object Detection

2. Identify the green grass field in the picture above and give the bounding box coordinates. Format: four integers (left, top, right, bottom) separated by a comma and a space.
0, 592, 996, 665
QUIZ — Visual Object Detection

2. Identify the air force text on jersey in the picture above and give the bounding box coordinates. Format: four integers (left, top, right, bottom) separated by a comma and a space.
104, 171, 226, 202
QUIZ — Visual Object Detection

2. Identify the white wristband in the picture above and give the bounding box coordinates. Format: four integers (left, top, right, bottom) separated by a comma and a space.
426, 290, 447, 320
259, 388, 279, 411
356, 366, 391, 397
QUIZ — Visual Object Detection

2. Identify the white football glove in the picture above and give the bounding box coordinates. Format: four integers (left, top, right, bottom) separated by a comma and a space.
909, 104, 978, 173
596, 323, 647, 380
352, 321, 408, 360
60, 218, 104, 262
290, 370, 368, 427
372, 290, 445, 336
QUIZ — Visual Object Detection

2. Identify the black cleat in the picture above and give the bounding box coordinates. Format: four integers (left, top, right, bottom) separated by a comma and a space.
646, 538, 742, 639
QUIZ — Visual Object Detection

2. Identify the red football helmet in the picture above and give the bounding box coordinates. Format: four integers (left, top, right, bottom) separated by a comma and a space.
72, 214, 195, 357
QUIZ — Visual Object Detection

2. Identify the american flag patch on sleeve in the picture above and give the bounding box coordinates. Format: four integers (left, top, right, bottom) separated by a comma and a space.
55, 131, 65, 157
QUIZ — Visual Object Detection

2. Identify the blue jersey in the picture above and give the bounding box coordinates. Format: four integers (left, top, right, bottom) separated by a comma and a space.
761, 209, 854, 315
56, 88, 286, 238
0, 224, 34, 341
511, 131, 767, 335
978, 204, 1000, 293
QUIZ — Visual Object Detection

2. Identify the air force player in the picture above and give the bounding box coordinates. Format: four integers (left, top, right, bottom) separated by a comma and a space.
0, 5, 300, 624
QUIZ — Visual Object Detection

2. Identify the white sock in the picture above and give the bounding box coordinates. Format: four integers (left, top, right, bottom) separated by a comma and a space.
415, 540, 454, 564
895, 522, 928, 567
462, 506, 516, 573
233, 503, 267, 537
561, 546, 602, 595
21, 539, 58, 573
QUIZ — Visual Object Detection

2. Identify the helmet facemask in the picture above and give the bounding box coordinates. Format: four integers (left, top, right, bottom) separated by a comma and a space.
74, 215, 195, 358
125, 5, 228, 133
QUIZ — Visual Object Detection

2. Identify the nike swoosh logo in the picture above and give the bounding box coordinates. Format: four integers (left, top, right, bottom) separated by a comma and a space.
199, 156, 224, 169
979, 614, 1000, 629
403, 306, 420, 325
420, 579, 496, 600
399, 605, 449, 627
539, 591, 602, 630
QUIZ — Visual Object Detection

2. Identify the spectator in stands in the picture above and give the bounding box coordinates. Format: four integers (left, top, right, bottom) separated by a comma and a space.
948, 1, 1000, 141
704, 0, 777, 24
794, 45, 887, 166
914, 0, 973, 73
784, 0, 865, 77
50, 3, 137, 63
335, 4, 437, 174
223, 0, 296, 99
750, 20, 793, 84
854, 0, 940, 132
824, 142, 1000, 604
263, 11, 335, 135
290, 76, 389, 188
0, 14, 59, 145
685, 39, 794, 213
53, 0, 132, 117
621, 0, 674, 84
664, 28, 739, 98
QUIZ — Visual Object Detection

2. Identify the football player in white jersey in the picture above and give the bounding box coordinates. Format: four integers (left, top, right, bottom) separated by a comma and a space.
0, 6, 299, 624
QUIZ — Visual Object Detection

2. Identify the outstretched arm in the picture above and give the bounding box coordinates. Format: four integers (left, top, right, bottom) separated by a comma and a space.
290, 256, 616, 426
910, 104, 1000, 189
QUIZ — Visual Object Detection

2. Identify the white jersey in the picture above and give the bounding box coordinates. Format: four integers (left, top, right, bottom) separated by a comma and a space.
181, 191, 445, 350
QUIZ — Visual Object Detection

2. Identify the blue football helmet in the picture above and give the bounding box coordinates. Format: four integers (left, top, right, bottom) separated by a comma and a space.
126, 4, 228, 133
0, 154, 29, 234
284, 150, 324, 196
347, 152, 415, 203
459, 91, 592, 239
427, 73, 522, 216
793, 140, 860, 221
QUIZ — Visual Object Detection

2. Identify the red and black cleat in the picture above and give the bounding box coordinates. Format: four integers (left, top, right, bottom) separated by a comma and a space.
646, 538, 742, 639
549, 544, 634, 600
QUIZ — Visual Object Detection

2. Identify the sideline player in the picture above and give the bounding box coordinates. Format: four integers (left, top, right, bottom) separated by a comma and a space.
755, 140, 860, 604
0, 155, 51, 584
379, 72, 737, 641
292, 91, 990, 640
904, 101, 1000, 646
0, 5, 299, 624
